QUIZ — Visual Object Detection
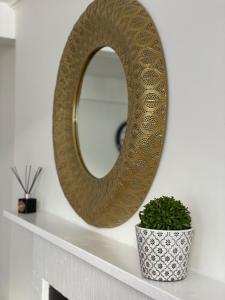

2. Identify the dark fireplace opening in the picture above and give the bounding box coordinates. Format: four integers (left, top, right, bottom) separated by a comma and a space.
49, 285, 68, 300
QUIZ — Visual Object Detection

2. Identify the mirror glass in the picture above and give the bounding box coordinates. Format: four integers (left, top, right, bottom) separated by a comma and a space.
77, 47, 128, 178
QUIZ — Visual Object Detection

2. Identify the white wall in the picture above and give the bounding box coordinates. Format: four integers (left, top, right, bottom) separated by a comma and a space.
0, 3, 15, 38
9, 0, 225, 297
0, 43, 15, 300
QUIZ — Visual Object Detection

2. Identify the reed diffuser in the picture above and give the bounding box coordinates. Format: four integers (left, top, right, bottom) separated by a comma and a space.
11, 166, 42, 214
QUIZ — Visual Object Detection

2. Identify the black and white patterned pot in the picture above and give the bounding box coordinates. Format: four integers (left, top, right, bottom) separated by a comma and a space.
135, 225, 193, 281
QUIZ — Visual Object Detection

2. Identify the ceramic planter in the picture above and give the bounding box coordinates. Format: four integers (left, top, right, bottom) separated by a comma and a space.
135, 225, 193, 281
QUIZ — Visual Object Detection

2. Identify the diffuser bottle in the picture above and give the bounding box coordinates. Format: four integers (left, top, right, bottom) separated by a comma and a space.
18, 193, 37, 214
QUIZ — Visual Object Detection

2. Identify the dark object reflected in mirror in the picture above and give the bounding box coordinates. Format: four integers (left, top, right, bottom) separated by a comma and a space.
77, 47, 128, 179
115, 121, 127, 152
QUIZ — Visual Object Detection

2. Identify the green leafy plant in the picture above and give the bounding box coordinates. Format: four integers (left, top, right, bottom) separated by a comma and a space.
139, 196, 191, 230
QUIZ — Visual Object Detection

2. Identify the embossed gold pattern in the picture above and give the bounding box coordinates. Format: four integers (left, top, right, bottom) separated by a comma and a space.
53, 0, 168, 227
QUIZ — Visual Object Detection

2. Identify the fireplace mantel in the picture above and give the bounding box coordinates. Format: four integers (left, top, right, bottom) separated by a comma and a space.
4, 210, 225, 300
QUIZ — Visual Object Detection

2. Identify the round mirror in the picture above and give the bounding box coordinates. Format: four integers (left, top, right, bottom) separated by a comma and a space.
77, 47, 128, 178
53, 0, 167, 227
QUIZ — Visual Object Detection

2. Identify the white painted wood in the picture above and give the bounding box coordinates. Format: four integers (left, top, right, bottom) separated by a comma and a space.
41, 279, 49, 300
33, 236, 150, 300
9, 224, 33, 300
4, 210, 225, 300
0, 2, 15, 38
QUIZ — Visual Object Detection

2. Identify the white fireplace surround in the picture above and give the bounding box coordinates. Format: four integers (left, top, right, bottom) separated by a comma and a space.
4, 210, 225, 300
41, 280, 67, 300
41, 280, 50, 300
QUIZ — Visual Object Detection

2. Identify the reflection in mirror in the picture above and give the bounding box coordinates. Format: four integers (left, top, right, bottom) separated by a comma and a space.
77, 47, 128, 179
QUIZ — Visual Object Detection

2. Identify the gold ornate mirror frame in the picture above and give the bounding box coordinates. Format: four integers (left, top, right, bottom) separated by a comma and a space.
53, 0, 168, 227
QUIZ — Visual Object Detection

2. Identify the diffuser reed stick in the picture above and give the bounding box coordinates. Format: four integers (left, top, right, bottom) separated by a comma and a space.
11, 166, 42, 213
11, 166, 42, 197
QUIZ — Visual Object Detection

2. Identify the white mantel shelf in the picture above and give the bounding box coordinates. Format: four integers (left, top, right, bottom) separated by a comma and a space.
4, 210, 225, 300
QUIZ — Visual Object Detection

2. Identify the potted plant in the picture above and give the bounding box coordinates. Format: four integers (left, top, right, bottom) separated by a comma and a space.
136, 196, 193, 282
